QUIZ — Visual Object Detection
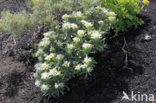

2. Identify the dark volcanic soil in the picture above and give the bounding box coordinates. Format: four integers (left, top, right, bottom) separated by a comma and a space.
0, 0, 156, 103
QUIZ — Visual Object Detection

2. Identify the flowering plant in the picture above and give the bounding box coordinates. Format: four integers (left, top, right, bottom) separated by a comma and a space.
34, 6, 117, 97
101, 0, 150, 34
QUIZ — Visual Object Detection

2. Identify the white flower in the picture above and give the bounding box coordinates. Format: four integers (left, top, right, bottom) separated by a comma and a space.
77, 30, 85, 38
41, 84, 49, 91
35, 80, 41, 87
78, 30, 84, 34
50, 46, 55, 52
49, 68, 61, 76
108, 16, 116, 22
63, 61, 70, 67
38, 38, 50, 47
73, 11, 83, 18
96, 6, 101, 10
41, 72, 50, 80
81, 20, 93, 29
36, 49, 44, 56
62, 22, 78, 30
54, 83, 64, 89
43, 31, 55, 37
44, 53, 48, 57
33, 73, 38, 78
108, 12, 116, 17
82, 43, 93, 51
84, 56, 92, 65
81, 64, 88, 69
42, 62, 50, 70
56, 54, 64, 60
71, 23, 78, 29
90, 31, 102, 40
102, 8, 109, 14
73, 37, 80, 43
86, 68, 93, 73
67, 43, 74, 50
98, 21, 104, 25
62, 22, 71, 30
75, 64, 82, 71
35, 63, 42, 71
62, 14, 70, 20
45, 53, 55, 61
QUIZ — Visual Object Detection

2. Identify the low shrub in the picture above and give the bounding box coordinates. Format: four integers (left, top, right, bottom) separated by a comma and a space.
0, 10, 35, 35
0, 0, 101, 35
101, 0, 149, 34
34, 6, 117, 97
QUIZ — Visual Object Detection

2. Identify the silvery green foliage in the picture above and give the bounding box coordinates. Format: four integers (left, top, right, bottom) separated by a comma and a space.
0, 11, 35, 35
34, 6, 117, 98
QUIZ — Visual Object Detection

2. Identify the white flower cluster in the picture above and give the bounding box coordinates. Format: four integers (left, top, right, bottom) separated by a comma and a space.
73, 11, 83, 18
62, 22, 78, 30
108, 12, 116, 22
96, 6, 102, 10
75, 64, 82, 71
98, 20, 104, 25
108, 12, 116, 17
35, 80, 41, 87
62, 14, 70, 20
56, 54, 64, 61
38, 37, 50, 47
49, 68, 61, 77
41, 72, 49, 79
81, 20, 93, 29
82, 43, 93, 51
73, 37, 80, 43
83, 56, 92, 65
101, 7, 109, 14
95, 6, 116, 23
38, 31, 58, 48
62, 11, 83, 21
50, 46, 55, 52
63, 61, 70, 67
35, 49, 44, 57
41, 84, 49, 91
34, 6, 117, 98
77, 30, 85, 38
34, 65, 63, 92
54, 83, 64, 89
75, 62, 93, 73
67, 43, 74, 50
35, 63, 42, 71
89, 30, 102, 40
45, 53, 55, 61
35, 62, 50, 71
42, 62, 50, 70
43, 31, 55, 37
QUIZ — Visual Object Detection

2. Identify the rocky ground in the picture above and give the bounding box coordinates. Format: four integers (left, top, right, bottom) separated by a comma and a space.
0, 0, 156, 103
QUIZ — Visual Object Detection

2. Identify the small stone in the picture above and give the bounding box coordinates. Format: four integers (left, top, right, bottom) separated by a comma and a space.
144, 35, 153, 41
